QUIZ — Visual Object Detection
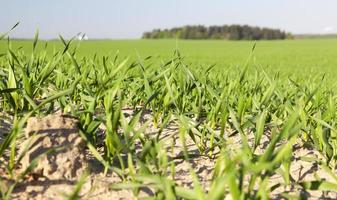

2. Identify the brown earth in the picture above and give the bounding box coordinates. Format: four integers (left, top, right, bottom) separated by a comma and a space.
1, 111, 337, 199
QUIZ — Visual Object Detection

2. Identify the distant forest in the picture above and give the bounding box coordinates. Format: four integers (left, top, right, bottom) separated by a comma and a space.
142, 25, 292, 40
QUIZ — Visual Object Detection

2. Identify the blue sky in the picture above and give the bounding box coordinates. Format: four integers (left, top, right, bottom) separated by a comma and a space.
1, 0, 337, 39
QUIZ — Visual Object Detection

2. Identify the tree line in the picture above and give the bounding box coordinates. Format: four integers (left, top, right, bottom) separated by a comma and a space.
142, 25, 292, 40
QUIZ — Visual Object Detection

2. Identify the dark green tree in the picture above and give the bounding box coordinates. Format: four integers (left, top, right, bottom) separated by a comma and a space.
142, 25, 290, 40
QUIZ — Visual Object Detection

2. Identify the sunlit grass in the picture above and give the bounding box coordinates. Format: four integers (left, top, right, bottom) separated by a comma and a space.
1, 33, 337, 199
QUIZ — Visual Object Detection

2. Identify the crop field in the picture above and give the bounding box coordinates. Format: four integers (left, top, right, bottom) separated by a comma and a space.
2, 37, 337, 199
2, 39, 337, 78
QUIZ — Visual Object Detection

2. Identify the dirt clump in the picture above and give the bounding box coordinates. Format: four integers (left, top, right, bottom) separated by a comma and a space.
20, 113, 87, 180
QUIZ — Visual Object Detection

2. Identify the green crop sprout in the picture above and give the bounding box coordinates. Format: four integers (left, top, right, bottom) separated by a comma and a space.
1, 26, 337, 199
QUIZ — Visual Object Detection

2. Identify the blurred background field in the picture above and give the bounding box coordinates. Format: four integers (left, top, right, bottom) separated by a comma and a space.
2, 39, 337, 80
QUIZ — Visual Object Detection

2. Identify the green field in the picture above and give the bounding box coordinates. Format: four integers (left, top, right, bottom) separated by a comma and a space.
2, 38, 337, 199
2, 39, 337, 78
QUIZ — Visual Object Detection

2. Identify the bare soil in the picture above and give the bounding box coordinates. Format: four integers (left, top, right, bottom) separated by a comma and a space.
1, 111, 337, 199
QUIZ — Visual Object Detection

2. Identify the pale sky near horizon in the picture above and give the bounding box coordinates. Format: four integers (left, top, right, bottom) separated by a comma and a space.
1, 0, 337, 39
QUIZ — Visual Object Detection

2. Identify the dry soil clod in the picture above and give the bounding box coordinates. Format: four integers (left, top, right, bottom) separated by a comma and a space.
20, 113, 87, 180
